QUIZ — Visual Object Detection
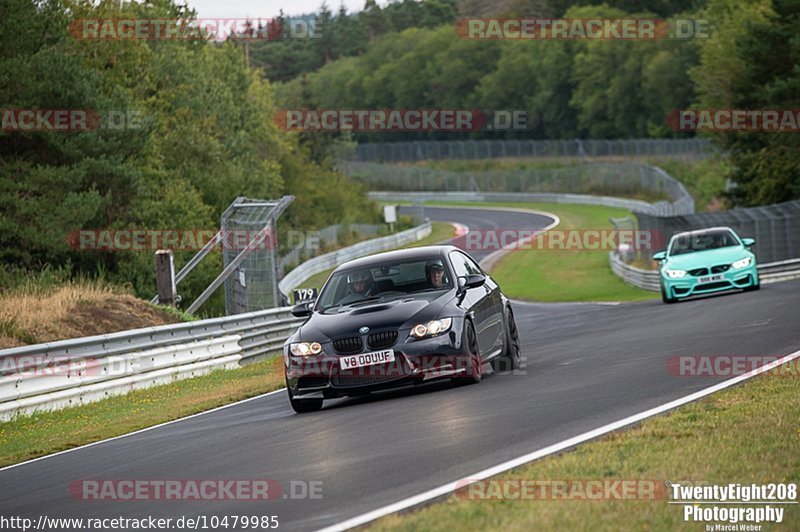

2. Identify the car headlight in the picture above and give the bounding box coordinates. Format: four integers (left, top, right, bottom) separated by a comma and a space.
665, 269, 687, 279
410, 318, 452, 339
731, 257, 752, 269
290, 342, 323, 357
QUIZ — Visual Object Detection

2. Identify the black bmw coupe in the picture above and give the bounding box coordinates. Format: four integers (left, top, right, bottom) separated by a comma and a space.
283, 245, 521, 413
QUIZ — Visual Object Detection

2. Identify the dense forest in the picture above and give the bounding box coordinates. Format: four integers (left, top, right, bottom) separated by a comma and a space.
1, 0, 798, 311
0, 0, 378, 310
257, 0, 798, 205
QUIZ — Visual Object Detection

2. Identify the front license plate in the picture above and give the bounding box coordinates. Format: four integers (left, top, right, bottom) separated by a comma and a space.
339, 350, 395, 370
697, 274, 724, 284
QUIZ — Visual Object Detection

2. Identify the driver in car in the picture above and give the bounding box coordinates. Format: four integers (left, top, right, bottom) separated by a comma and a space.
425, 260, 447, 288
339, 270, 376, 305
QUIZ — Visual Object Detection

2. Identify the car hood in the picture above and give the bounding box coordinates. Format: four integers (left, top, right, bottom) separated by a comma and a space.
664, 246, 751, 269
299, 292, 454, 340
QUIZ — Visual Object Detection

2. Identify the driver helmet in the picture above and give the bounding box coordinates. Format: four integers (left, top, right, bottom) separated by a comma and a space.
425, 260, 446, 283
347, 270, 373, 293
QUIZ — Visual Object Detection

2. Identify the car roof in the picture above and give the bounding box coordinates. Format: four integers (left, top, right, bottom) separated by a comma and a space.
671, 226, 737, 240
331, 245, 460, 274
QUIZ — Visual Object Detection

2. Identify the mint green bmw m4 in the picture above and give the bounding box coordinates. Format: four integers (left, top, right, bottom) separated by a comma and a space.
653, 227, 760, 304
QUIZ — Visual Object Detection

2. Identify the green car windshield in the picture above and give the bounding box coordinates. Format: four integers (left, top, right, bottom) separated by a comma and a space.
669, 229, 740, 256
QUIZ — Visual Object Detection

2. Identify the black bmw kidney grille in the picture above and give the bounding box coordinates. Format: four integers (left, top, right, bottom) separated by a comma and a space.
689, 268, 709, 277
711, 264, 731, 273
332, 336, 363, 354
367, 330, 398, 350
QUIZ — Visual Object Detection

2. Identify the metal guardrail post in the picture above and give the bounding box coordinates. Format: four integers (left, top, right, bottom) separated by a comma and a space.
154, 250, 177, 307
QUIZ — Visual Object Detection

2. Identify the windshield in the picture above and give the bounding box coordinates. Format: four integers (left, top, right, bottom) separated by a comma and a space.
317, 257, 452, 312
669, 230, 740, 256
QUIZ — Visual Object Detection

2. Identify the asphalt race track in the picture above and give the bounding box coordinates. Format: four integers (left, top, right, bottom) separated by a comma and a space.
1, 206, 799, 531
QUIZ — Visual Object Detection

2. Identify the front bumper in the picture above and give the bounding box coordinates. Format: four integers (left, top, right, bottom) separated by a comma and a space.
285, 323, 471, 398
662, 264, 759, 299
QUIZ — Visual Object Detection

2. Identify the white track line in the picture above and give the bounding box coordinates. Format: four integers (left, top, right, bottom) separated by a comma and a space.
422, 204, 561, 272
317, 348, 800, 532
0, 207, 546, 473
0, 388, 286, 473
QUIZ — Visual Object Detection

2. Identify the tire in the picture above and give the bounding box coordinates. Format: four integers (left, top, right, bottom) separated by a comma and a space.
744, 281, 760, 292
452, 320, 482, 386
287, 388, 323, 413
491, 307, 521, 374
661, 286, 676, 304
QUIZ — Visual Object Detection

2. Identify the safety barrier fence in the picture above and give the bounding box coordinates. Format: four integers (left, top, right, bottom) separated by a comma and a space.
0, 307, 303, 420
609, 253, 800, 292
344, 138, 713, 163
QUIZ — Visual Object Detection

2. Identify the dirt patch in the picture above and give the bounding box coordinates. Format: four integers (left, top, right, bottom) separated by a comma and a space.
0, 288, 181, 349
59, 296, 182, 339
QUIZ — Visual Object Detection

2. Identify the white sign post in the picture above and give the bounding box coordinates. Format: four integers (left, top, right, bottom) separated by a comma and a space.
383, 205, 397, 233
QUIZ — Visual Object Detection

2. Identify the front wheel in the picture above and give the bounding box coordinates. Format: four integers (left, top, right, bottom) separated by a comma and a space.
744, 281, 760, 292
287, 386, 323, 413
452, 320, 482, 386
661, 286, 676, 304
491, 307, 521, 374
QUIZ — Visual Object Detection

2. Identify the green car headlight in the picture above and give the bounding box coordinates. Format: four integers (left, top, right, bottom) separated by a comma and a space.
665, 269, 687, 279
731, 257, 752, 269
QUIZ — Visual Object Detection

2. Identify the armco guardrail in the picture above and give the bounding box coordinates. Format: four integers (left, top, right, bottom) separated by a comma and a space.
346, 162, 695, 217
278, 222, 432, 297
370, 191, 655, 213
0, 307, 303, 420
633, 199, 800, 262
608, 252, 661, 291
609, 252, 800, 292
0, 221, 432, 420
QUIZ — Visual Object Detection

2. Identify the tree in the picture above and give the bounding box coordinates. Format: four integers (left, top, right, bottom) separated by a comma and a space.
689, 0, 800, 205
725, 0, 800, 204
363, 0, 386, 41
316, 2, 335, 63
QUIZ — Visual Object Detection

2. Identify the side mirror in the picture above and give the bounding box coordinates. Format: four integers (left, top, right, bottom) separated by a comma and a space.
653, 251, 666, 261
742, 237, 755, 247
457, 274, 486, 294
291, 301, 313, 317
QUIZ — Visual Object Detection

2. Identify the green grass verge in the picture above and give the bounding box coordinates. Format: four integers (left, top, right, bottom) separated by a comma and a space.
291, 221, 456, 294
0, 204, 651, 466
0, 222, 456, 467
0, 356, 286, 468
427, 202, 657, 302
369, 366, 800, 531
